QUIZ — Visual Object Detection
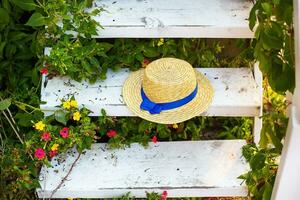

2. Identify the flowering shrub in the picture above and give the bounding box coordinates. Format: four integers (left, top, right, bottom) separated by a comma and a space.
26, 97, 97, 165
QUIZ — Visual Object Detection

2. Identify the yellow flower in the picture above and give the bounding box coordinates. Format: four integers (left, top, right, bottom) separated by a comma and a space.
157, 38, 164, 46
68, 198, 73, 200
34, 121, 45, 131
73, 111, 81, 121
70, 100, 78, 108
51, 144, 59, 151
63, 101, 71, 110
172, 123, 178, 129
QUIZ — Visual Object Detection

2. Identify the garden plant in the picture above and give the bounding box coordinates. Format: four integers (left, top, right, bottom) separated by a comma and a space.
0, 0, 293, 199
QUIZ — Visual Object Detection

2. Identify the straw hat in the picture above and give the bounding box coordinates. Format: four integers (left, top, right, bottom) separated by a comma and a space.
122, 58, 214, 124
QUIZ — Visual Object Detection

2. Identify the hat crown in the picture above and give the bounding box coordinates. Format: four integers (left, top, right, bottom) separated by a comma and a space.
142, 58, 197, 103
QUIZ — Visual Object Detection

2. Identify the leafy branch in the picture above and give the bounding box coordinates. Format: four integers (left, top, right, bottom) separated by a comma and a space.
249, 0, 294, 93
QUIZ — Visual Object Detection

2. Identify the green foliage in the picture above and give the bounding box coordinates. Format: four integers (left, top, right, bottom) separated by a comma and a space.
99, 114, 252, 149
0, 98, 11, 111
260, 81, 288, 153
44, 38, 236, 83
240, 81, 287, 199
0, 0, 39, 97
218, 117, 253, 141
249, 0, 294, 93
45, 37, 113, 82
27, 97, 97, 165
239, 144, 278, 200
0, 143, 38, 199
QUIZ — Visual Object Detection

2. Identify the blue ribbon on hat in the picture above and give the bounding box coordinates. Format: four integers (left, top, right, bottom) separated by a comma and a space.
140, 84, 198, 114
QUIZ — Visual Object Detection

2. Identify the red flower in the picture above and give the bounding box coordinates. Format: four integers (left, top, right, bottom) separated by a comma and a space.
40, 67, 48, 74
41, 132, 51, 141
34, 148, 45, 160
107, 130, 117, 138
60, 127, 69, 138
152, 136, 157, 143
161, 191, 168, 200
49, 150, 58, 158
142, 59, 151, 68
207, 198, 217, 200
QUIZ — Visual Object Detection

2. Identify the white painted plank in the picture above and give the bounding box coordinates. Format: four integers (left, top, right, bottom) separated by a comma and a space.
89, 0, 254, 38
271, 106, 300, 199
293, 0, 300, 121
253, 63, 263, 144
37, 140, 249, 198
41, 67, 261, 117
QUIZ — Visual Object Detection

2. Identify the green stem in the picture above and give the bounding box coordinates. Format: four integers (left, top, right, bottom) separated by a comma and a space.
6, 107, 20, 132
14, 101, 41, 112
1, 111, 24, 145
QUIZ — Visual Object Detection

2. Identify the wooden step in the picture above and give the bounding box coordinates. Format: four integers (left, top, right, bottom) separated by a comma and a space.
88, 0, 254, 38
37, 140, 249, 198
41, 66, 261, 118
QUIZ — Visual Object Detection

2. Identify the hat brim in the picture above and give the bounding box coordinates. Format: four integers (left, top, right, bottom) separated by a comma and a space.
122, 69, 214, 124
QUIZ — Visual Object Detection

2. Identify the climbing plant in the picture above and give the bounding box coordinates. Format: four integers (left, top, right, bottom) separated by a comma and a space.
249, 0, 294, 93
240, 0, 293, 199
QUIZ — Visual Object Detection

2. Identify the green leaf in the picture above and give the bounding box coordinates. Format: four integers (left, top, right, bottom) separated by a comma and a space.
259, 126, 269, 149
54, 110, 68, 125
267, 126, 283, 152
25, 12, 45, 27
0, 8, 9, 25
89, 57, 99, 68
157, 124, 171, 139
15, 113, 33, 127
261, 3, 272, 16
258, 52, 272, 74
82, 59, 94, 74
0, 98, 11, 110
268, 62, 295, 92
261, 31, 282, 50
12, 0, 36, 11
9, 32, 28, 41
248, 3, 258, 30
97, 42, 113, 52
250, 152, 266, 170
143, 47, 160, 58
262, 182, 273, 200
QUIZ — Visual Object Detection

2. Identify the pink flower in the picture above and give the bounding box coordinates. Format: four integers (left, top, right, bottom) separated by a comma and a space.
60, 127, 69, 138
41, 132, 51, 141
161, 191, 168, 200
152, 136, 157, 143
49, 150, 58, 158
40, 67, 48, 74
107, 130, 117, 138
35, 148, 45, 160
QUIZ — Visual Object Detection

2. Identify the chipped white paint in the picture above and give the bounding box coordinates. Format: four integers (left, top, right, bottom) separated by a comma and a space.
41, 56, 261, 117
88, 0, 254, 38
271, 106, 300, 199
39, 0, 264, 197
253, 63, 263, 144
37, 140, 249, 198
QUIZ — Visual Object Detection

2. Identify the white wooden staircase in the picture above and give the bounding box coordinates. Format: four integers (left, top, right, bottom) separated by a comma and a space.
38, 0, 262, 198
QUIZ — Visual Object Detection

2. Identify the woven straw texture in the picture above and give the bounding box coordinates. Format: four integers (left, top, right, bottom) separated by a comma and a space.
123, 58, 214, 124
